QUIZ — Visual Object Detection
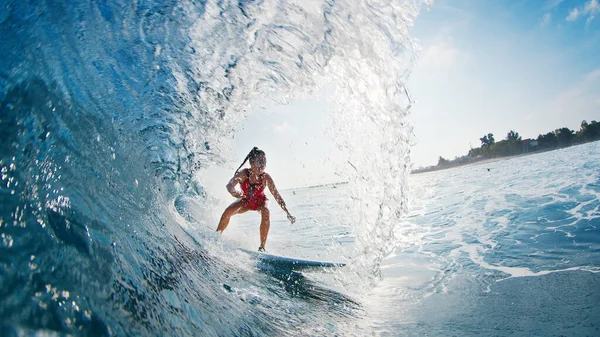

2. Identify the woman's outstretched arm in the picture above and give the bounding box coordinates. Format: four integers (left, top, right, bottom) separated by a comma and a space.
265, 174, 296, 224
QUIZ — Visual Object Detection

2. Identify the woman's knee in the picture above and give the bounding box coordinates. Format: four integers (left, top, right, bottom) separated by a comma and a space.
259, 207, 270, 219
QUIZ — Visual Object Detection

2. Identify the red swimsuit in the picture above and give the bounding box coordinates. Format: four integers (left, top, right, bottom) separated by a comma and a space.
240, 168, 267, 210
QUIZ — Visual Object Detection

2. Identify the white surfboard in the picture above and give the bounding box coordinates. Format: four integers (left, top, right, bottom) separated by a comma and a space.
240, 249, 346, 272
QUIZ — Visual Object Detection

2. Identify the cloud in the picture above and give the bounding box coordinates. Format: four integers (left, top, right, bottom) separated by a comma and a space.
419, 38, 460, 70
566, 0, 600, 22
585, 68, 600, 80
585, 0, 600, 12
549, 68, 600, 116
541, 13, 552, 27
567, 8, 581, 20
545, 0, 566, 10
586, 14, 596, 25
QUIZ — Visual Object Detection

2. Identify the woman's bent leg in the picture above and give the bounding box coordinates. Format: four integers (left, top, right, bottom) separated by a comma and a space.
258, 207, 270, 249
216, 200, 247, 232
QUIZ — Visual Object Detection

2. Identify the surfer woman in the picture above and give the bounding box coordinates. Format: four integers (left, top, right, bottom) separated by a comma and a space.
216, 147, 296, 251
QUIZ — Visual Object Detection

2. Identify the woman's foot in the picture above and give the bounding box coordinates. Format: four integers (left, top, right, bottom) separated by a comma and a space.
258, 246, 267, 253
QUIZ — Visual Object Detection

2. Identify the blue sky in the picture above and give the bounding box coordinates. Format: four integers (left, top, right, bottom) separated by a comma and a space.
408, 0, 600, 167
201, 0, 600, 193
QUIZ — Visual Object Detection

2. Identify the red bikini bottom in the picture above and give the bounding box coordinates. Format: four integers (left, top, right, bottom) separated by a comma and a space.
242, 197, 267, 210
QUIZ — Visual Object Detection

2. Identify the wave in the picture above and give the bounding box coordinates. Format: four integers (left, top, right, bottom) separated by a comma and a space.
0, 0, 422, 335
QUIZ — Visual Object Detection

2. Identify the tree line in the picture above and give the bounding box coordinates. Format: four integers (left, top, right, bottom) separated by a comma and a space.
419, 120, 600, 172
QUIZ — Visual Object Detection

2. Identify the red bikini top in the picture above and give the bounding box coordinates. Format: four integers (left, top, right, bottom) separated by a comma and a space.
240, 169, 266, 200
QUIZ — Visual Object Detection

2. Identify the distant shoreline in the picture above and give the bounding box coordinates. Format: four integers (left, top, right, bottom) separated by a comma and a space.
411, 144, 588, 175
413, 121, 600, 175
283, 181, 348, 191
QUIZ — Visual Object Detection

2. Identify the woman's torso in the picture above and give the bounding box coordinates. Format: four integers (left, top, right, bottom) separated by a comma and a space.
240, 168, 267, 200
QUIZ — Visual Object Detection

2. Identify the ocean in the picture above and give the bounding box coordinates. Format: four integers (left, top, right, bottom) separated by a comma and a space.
1, 0, 599, 336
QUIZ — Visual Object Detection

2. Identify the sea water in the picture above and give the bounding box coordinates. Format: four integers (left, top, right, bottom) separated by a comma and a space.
366, 143, 600, 336
224, 142, 600, 336
2, 0, 599, 335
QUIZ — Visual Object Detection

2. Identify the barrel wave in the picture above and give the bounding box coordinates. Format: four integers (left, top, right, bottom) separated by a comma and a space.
1, 0, 421, 335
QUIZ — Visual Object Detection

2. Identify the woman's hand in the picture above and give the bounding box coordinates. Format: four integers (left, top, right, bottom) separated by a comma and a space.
287, 214, 296, 224
231, 191, 244, 199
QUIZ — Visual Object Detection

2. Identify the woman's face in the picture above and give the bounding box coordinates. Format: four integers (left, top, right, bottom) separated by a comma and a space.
250, 154, 266, 174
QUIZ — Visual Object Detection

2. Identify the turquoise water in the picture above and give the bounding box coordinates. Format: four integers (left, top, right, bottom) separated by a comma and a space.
369, 143, 600, 335
1, 0, 599, 335
212, 142, 600, 336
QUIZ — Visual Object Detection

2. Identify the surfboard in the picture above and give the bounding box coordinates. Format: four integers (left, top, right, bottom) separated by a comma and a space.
240, 249, 346, 272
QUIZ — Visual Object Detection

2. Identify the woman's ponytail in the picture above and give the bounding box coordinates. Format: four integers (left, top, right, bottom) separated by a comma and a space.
234, 147, 261, 174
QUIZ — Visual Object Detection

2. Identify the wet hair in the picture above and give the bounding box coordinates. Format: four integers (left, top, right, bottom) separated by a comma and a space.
235, 147, 266, 174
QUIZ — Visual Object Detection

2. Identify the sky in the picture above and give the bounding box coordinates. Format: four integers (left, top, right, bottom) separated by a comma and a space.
201, 0, 600, 194
408, 0, 600, 167
199, 96, 341, 196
